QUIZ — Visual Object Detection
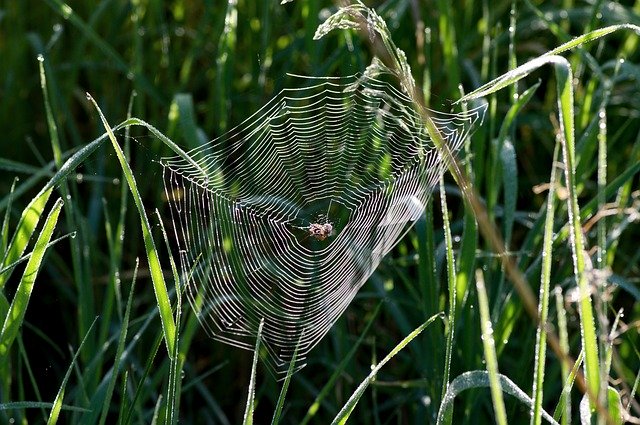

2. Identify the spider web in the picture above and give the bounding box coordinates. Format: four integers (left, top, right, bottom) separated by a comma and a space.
162, 71, 485, 376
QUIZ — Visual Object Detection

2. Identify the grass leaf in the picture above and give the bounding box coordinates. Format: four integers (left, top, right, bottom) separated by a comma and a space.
0, 197, 63, 359
86, 94, 177, 357
243, 319, 264, 425
330, 313, 441, 425
437, 371, 559, 425
475, 269, 508, 425
47, 317, 98, 425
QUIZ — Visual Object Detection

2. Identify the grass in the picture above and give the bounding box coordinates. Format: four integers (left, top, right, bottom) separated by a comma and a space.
1, 0, 640, 423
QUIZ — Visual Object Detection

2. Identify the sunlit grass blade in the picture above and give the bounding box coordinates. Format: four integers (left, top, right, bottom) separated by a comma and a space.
475, 269, 508, 425
157, 209, 182, 425
453, 38, 604, 412
605, 387, 623, 425
0, 197, 63, 359
439, 173, 456, 411
554, 60, 601, 409
0, 187, 53, 291
553, 350, 584, 423
436, 371, 559, 425
0, 162, 56, 215
47, 317, 98, 425
98, 260, 138, 425
300, 302, 382, 425
458, 25, 640, 104
243, 319, 264, 425
87, 94, 176, 357
532, 141, 560, 425
100, 91, 136, 346
271, 333, 302, 425
330, 313, 441, 425
39, 52, 95, 366
0, 233, 73, 277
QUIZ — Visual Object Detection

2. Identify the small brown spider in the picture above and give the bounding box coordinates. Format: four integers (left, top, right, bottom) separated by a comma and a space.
308, 222, 333, 241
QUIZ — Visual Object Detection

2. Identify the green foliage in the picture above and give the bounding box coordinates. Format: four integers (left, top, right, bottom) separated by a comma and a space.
1, 0, 639, 423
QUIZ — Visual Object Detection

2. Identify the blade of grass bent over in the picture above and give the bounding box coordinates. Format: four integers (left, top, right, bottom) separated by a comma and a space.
437, 371, 559, 425
87, 94, 176, 357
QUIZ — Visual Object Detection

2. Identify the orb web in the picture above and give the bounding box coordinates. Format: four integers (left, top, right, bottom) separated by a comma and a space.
161, 71, 485, 376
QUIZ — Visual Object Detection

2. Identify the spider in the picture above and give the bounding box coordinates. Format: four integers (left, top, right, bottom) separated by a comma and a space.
307, 222, 333, 241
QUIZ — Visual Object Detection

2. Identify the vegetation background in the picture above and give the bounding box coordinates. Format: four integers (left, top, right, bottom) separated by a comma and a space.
1, 0, 639, 423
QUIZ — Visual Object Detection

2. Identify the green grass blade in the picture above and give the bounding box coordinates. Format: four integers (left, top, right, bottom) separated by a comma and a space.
625, 366, 640, 416
439, 173, 457, 408
330, 313, 441, 425
47, 317, 98, 425
39, 52, 94, 366
452, 38, 605, 413
243, 319, 264, 425
554, 60, 600, 406
0, 187, 53, 291
459, 25, 640, 104
0, 197, 63, 358
605, 387, 623, 425
87, 94, 176, 357
122, 332, 163, 425
0, 233, 73, 277
117, 370, 128, 425
271, 334, 302, 425
98, 261, 138, 425
475, 269, 508, 425
553, 350, 584, 423
531, 142, 560, 425
157, 209, 183, 425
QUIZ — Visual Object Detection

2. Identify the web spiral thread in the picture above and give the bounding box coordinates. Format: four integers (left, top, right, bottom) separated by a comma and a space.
162, 73, 485, 376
